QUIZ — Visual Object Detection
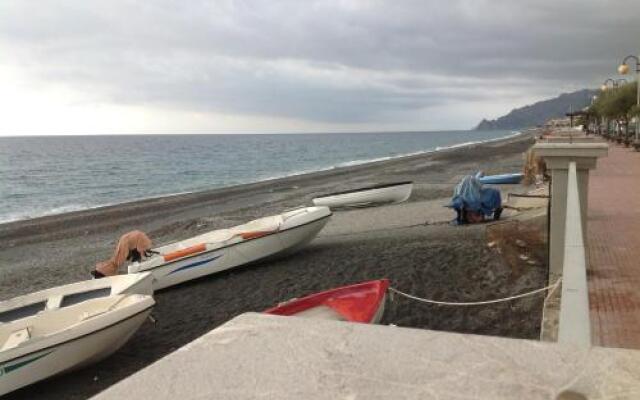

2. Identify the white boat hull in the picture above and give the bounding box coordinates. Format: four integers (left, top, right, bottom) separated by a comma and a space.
129, 207, 332, 290
312, 182, 413, 209
0, 295, 154, 396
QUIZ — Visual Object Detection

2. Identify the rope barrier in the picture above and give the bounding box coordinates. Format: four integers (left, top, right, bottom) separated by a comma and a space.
388, 278, 562, 306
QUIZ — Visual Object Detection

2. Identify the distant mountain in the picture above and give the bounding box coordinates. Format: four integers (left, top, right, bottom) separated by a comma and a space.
475, 89, 598, 130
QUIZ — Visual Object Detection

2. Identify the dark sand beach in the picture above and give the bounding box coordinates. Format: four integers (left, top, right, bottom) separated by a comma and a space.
0, 131, 548, 399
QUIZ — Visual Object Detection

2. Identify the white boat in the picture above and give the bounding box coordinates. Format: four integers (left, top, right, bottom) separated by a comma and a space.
0, 273, 153, 324
0, 293, 154, 396
312, 181, 413, 209
128, 206, 332, 290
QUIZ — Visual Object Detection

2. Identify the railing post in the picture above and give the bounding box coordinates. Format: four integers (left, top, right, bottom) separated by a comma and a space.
533, 142, 608, 280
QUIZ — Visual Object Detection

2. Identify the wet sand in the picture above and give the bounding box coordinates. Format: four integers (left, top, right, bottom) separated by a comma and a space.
0, 131, 548, 399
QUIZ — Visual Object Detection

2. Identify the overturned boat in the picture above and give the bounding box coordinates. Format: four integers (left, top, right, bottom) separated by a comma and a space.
129, 206, 332, 290
265, 279, 389, 323
0, 293, 154, 396
0, 273, 153, 324
312, 181, 413, 209
478, 173, 524, 185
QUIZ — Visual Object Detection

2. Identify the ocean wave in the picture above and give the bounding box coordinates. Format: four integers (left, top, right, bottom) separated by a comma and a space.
0, 190, 195, 224
0, 204, 102, 224
338, 130, 523, 168
434, 131, 522, 151
193, 131, 524, 187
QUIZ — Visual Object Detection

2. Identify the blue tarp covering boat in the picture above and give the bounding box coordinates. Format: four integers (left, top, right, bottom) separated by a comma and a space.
478, 173, 524, 185
448, 173, 503, 224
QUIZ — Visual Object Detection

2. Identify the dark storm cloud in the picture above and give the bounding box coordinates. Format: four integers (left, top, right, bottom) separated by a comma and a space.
1, 0, 639, 126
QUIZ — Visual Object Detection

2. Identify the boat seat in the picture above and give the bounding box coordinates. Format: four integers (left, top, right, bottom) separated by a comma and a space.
2, 327, 31, 351
46, 295, 64, 310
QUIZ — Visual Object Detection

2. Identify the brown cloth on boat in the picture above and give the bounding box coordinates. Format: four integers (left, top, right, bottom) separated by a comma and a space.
94, 230, 152, 277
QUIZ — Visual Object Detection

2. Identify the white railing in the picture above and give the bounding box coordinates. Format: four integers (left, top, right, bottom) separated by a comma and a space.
557, 161, 591, 346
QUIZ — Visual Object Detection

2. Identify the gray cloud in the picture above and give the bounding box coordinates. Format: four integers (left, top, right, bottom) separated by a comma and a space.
1, 0, 639, 130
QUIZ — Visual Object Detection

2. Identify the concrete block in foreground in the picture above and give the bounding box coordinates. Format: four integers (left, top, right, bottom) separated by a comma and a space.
93, 313, 640, 400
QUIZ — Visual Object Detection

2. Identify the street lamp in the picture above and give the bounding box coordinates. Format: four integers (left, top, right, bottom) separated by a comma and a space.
601, 78, 616, 92
618, 54, 640, 147
601, 78, 627, 91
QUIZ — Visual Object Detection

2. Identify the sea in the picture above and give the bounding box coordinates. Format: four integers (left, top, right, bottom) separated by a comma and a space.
0, 130, 517, 224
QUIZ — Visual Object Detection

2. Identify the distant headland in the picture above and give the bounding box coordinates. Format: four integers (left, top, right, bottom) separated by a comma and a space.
475, 88, 598, 130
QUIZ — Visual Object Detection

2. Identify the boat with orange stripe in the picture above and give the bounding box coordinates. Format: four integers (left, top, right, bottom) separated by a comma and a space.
128, 206, 332, 290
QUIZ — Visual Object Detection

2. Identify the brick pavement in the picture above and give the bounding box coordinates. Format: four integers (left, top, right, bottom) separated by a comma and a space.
588, 144, 640, 349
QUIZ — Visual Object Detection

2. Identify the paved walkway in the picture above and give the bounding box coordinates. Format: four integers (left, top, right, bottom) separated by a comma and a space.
588, 144, 640, 349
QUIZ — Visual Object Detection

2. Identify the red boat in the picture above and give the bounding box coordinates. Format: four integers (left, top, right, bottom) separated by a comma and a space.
265, 279, 389, 323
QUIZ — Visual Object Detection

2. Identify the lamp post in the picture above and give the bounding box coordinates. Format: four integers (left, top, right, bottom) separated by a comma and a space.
618, 55, 640, 147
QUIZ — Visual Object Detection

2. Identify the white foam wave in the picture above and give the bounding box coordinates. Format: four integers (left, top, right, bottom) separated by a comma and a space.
0, 190, 195, 225
0, 204, 104, 224
239, 131, 524, 183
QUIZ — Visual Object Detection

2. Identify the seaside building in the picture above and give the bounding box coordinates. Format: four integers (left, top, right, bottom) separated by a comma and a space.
544, 117, 572, 129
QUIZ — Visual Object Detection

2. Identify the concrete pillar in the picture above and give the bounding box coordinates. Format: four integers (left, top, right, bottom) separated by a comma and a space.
533, 142, 608, 279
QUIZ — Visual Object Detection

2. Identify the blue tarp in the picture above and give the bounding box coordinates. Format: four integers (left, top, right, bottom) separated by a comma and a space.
449, 173, 502, 216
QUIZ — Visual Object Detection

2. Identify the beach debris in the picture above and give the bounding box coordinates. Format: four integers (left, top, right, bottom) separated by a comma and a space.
527, 260, 537, 265
515, 239, 527, 248
93, 375, 99, 382
487, 241, 497, 248
519, 254, 529, 261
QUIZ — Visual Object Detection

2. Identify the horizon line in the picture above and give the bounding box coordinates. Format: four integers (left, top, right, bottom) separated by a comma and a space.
0, 127, 497, 138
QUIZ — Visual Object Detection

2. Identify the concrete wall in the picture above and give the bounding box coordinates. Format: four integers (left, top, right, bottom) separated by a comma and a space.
93, 313, 640, 400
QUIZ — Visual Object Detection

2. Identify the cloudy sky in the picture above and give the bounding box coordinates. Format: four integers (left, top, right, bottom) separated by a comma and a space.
1, 0, 639, 135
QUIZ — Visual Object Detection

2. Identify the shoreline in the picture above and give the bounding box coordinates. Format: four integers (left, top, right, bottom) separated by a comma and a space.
0, 130, 527, 229
0, 129, 522, 226
0, 129, 531, 246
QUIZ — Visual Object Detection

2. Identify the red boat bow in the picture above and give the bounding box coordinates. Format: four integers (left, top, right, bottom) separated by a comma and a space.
265, 279, 389, 323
